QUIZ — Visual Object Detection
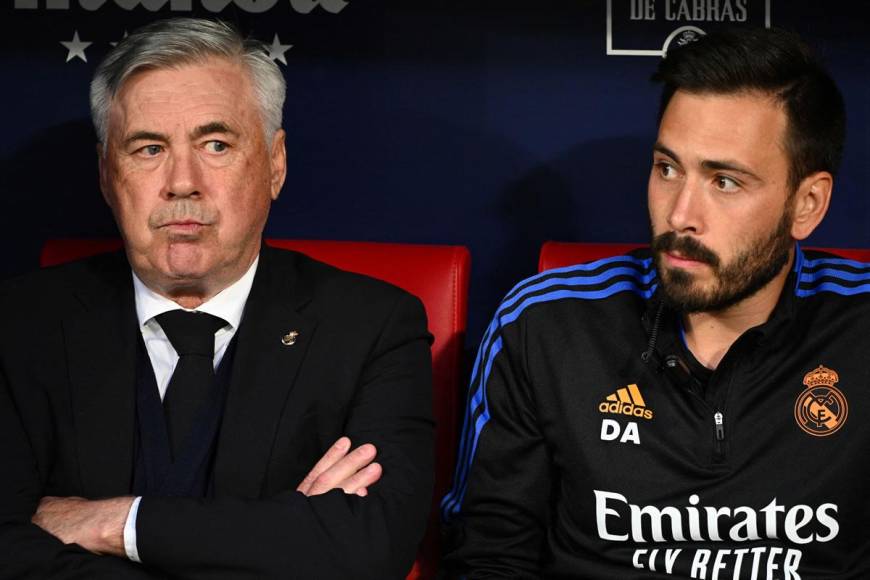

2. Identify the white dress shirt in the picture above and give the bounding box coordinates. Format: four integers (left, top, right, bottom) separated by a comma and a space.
123, 257, 259, 563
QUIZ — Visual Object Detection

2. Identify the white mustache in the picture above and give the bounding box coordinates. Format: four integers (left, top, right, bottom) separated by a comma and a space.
149, 199, 218, 229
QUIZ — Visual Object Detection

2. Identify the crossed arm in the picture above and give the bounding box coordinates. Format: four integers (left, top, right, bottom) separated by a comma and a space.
31, 436, 382, 557
1, 289, 433, 579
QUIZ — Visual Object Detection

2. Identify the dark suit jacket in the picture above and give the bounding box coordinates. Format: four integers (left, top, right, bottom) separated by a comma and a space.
0, 246, 434, 580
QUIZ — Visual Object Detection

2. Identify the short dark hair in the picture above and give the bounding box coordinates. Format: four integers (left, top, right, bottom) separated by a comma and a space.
652, 28, 846, 191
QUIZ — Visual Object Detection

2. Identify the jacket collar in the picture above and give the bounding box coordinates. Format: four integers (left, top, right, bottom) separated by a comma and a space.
66, 246, 318, 497
211, 245, 319, 497
65, 251, 140, 496
641, 244, 805, 363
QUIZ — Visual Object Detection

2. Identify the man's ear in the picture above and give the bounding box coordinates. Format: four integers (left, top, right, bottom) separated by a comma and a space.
97, 143, 112, 206
269, 129, 287, 201
790, 171, 832, 241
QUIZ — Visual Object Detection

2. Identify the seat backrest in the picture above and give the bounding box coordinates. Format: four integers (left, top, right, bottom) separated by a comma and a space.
538, 240, 870, 272
41, 238, 471, 580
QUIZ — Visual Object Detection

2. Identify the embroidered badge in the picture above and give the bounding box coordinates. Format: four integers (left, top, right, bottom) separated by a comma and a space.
794, 365, 848, 437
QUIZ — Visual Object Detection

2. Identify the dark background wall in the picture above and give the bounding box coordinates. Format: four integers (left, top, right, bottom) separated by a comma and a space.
2, 1, 868, 347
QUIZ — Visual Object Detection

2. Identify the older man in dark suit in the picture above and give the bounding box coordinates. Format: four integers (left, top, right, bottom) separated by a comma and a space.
0, 17, 433, 579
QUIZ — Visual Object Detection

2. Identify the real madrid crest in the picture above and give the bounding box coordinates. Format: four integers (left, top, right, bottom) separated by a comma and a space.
794, 365, 848, 437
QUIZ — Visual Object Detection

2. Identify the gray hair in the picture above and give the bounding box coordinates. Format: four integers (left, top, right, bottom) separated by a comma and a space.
90, 18, 285, 146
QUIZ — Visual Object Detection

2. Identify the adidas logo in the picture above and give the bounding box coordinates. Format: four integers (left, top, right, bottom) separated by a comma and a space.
598, 384, 653, 420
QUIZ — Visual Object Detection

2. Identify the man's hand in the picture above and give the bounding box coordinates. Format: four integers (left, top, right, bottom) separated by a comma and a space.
297, 436, 382, 497
31, 495, 133, 557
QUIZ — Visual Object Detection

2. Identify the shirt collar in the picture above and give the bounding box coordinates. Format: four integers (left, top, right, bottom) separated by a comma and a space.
132, 255, 259, 330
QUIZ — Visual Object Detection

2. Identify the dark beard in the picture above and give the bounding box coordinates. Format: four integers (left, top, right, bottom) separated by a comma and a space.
651, 210, 794, 313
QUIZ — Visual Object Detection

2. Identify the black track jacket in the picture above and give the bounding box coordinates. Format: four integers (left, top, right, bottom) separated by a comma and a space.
443, 247, 870, 579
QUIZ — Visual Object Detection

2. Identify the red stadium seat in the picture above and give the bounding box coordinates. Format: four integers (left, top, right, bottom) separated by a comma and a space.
538, 240, 870, 272
41, 238, 471, 580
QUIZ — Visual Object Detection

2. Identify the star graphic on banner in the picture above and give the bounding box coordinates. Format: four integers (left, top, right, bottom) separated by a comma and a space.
110, 31, 129, 48
266, 34, 292, 65
61, 30, 92, 63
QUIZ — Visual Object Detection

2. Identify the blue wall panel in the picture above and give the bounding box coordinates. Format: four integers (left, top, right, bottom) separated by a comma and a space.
1, 1, 868, 344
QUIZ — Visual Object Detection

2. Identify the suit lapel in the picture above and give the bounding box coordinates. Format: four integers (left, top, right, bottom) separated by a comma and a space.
213, 248, 317, 497
65, 254, 139, 497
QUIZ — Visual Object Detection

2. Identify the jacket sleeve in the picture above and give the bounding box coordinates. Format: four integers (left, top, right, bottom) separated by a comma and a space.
440, 305, 552, 579
134, 292, 435, 580
0, 368, 165, 580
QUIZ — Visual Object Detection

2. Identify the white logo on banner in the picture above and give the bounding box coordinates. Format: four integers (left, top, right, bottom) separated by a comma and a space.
60, 30, 92, 62
18, 0, 349, 63
606, 0, 771, 56
57, 29, 293, 65
14, 0, 349, 15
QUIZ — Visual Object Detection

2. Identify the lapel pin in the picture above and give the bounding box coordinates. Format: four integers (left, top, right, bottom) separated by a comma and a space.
281, 330, 299, 346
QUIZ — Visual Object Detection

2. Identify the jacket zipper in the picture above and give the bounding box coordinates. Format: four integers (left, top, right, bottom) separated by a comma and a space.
713, 411, 725, 458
